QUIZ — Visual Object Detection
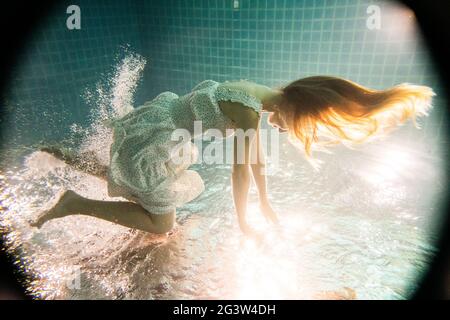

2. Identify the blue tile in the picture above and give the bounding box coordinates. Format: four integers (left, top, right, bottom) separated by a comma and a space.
3, 0, 446, 148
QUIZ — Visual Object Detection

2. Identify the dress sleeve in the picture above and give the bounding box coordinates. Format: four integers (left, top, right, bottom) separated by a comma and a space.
191, 80, 219, 92
214, 83, 263, 114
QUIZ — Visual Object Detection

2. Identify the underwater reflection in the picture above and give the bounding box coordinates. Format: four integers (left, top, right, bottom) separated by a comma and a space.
0, 51, 443, 300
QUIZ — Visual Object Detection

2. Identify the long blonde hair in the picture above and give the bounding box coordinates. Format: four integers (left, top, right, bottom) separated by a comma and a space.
279, 76, 434, 165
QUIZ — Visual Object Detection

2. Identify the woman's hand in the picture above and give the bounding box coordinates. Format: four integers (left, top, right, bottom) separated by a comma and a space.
259, 199, 279, 225
239, 221, 263, 241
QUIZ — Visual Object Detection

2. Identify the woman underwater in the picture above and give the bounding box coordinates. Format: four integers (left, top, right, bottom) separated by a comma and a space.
31, 76, 434, 236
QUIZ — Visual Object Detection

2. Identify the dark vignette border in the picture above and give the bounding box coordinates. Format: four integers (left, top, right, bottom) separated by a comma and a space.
0, 0, 448, 300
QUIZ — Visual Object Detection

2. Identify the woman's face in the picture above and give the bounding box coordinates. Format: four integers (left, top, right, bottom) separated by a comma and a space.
267, 107, 290, 133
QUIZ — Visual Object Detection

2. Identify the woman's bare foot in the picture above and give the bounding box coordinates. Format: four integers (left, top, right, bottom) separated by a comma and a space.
30, 190, 79, 228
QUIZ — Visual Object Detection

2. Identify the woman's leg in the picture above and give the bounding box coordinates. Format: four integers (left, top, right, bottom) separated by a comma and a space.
40, 146, 108, 180
30, 190, 175, 234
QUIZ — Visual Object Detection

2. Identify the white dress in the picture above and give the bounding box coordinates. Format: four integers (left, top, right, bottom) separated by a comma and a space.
106, 80, 263, 214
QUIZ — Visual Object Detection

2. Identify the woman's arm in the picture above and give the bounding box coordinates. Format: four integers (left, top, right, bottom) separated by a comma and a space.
232, 153, 252, 234
218, 100, 259, 235
250, 126, 267, 199
231, 109, 258, 235
250, 126, 279, 224
218, 99, 277, 235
